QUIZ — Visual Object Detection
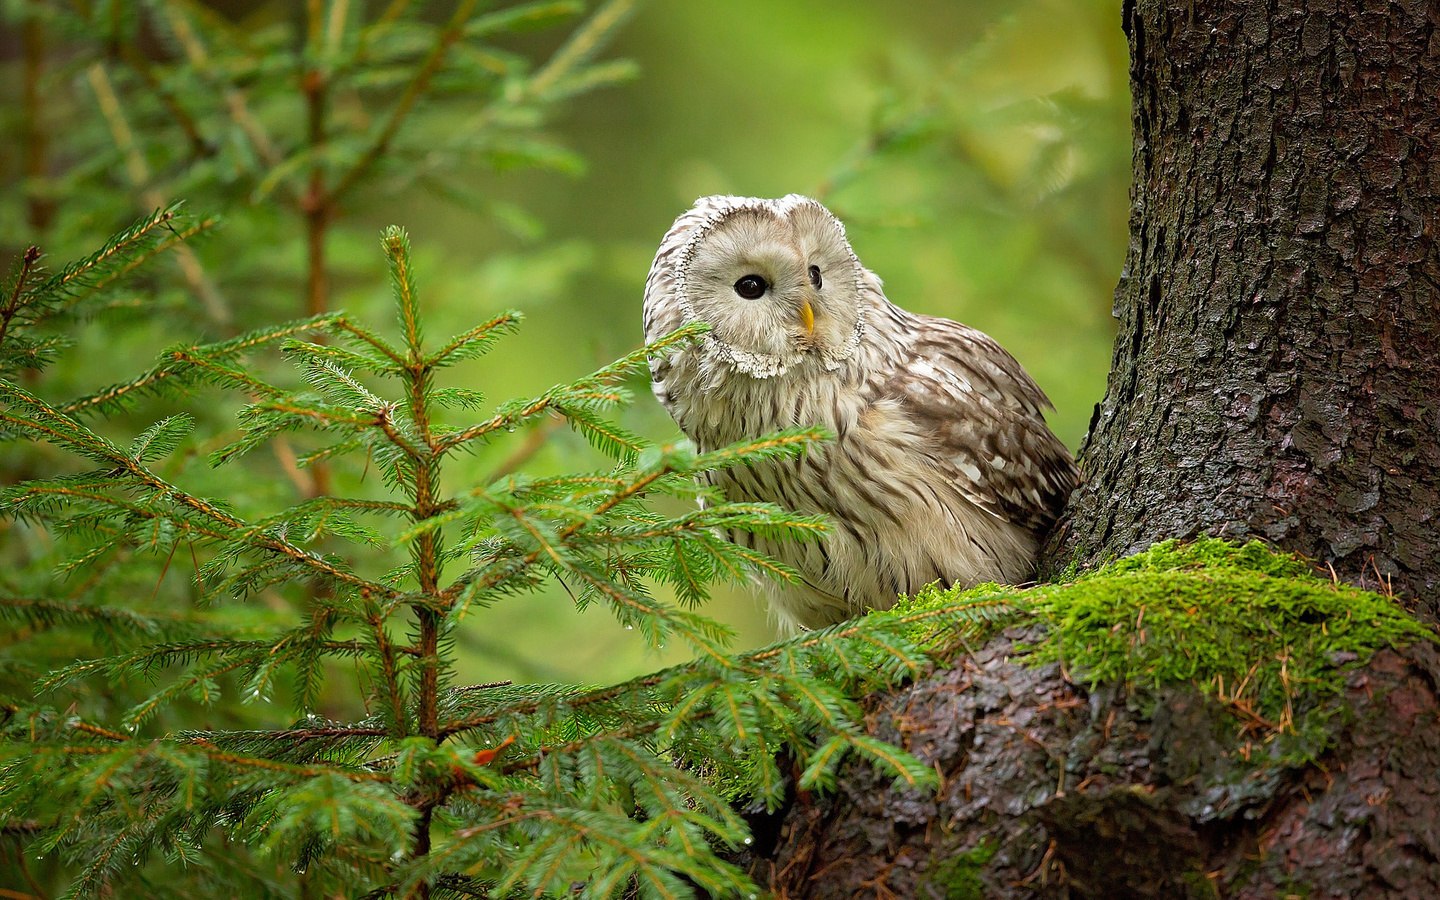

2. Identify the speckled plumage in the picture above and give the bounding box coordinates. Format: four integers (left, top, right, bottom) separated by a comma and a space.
643, 194, 1077, 632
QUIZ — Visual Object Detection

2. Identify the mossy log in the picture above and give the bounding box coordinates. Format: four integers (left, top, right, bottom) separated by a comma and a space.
736, 544, 1440, 897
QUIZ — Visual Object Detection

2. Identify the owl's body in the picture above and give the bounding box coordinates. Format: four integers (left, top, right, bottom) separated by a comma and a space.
644, 195, 1076, 633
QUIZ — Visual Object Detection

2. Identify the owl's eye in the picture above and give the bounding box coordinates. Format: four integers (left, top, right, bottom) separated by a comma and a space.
733, 274, 768, 299
808, 265, 822, 289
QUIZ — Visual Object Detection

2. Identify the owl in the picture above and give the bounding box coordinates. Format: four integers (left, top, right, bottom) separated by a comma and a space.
643, 194, 1077, 633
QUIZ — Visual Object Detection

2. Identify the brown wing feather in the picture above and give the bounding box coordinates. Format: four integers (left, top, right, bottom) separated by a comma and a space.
885, 311, 1078, 534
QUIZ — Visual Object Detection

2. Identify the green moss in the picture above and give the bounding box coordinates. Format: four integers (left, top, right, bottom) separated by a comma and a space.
902, 539, 1434, 757
926, 839, 998, 900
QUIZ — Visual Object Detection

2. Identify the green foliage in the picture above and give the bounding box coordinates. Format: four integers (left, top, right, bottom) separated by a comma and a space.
909, 539, 1435, 759
926, 839, 999, 900
3, 0, 637, 325
2, 0, 1132, 685
0, 217, 1013, 898
0, 2, 1135, 895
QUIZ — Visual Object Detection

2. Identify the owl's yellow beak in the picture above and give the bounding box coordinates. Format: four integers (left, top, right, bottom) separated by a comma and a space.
799, 298, 815, 334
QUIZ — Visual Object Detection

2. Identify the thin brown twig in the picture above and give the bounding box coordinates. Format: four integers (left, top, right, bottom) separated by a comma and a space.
435, 396, 553, 454
0, 247, 41, 351
365, 600, 410, 736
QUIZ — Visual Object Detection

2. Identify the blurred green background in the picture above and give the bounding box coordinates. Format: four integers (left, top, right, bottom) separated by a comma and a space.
1, 0, 1128, 699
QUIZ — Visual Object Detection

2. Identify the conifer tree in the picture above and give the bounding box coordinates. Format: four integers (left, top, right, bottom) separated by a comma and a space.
1, 5, 1094, 896
0, 211, 1013, 898
7, 0, 640, 324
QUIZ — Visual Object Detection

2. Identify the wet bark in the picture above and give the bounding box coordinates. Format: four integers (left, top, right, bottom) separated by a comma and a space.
1040, 0, 1440, 615
738, 628, 1440, 899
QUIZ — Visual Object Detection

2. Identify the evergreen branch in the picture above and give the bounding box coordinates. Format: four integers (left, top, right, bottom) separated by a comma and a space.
301, 356, 386, 409
330, 0, 482, 203
1, 385, 395, 595
293, 435, 365, 469
38, 638, 368, 694
382, 227, 424, 359
363, 599, 412, 739
31, 206, 181, 308
166, 349, 287, 398
64, 314, 342, 416
129, 414, 195, 463
434, 323, 709, 455
283, 338, 402, 376
462, 1, 582, 40
436, 465, 674, 612
1, 483, 233, 545
332, 318, 407, 366
112, 42, 210, 158
0, 246, 41, 354
256, 495, 414, 544
684, 426, 831, 472
434, 394, 554, 453
439, 595, 1017, 749
583, 505, 827, 546
558, 406, 647, 464
183, 724, 389, 744
184, 740, 390, 782
123, 656, 259, 729
63, 367, 179, 416
572, 469, 668, 527
699, 535, 805, 585
643, 320, 712, 356
0, 596, 170, 634
747, 594, 1020, 664
205, 314, 349, 356
436, 674, 662, 741
73, 217, 219, 309
0, 384, 128, 465
151, 497, 393, 601
181, 496, 393, 598
427, 312, 522, 368
376, 404, 427, 461
251, 399, 376, 429
71, 721, 130, 744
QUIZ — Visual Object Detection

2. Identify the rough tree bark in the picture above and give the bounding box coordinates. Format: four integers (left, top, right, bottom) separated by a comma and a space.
1044, 0, 1440, 613
742, 629, 1440, 899
738, 1, 1440, 895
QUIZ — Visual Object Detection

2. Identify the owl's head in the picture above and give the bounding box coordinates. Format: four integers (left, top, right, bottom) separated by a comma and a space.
661, 194, 866, 376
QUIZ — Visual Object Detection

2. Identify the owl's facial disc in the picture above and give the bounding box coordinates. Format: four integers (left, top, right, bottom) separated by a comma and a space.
677, 198, 863, 373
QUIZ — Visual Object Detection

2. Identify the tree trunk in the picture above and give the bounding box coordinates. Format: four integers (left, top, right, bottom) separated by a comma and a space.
738, 629, 1440, 899
739, 1, 1440, 895
1042, 0, 1440, 614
